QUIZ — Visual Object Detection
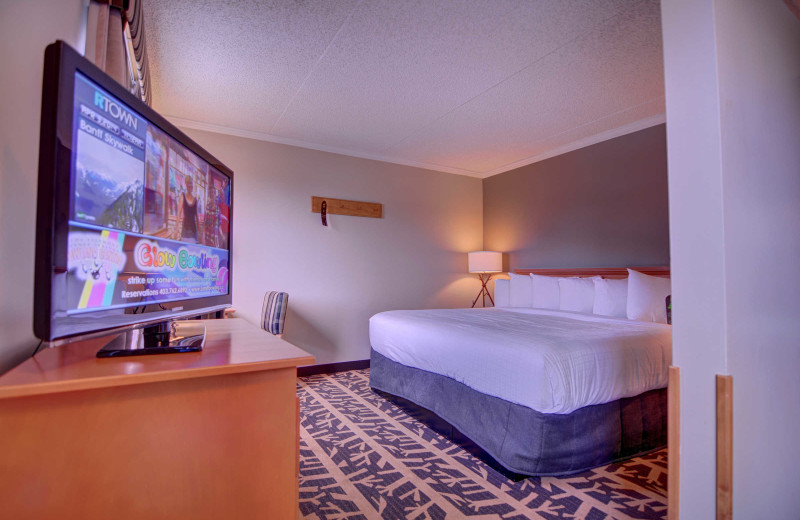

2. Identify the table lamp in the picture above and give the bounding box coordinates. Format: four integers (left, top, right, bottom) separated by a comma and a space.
468, 251, 502, 308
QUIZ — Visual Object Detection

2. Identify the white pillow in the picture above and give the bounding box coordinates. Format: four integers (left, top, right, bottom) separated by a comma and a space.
593, 278, 628, 318
627, 269, 672, 323
508, 273, 532, 307
530, 274, 560, 309
493, 278, 510, 308
558, 277, 597, 314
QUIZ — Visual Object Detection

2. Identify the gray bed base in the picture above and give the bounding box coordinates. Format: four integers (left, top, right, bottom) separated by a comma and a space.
369, 348, 667, 477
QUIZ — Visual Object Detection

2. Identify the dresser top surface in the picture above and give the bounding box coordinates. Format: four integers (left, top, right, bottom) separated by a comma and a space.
0, 319, 314, 399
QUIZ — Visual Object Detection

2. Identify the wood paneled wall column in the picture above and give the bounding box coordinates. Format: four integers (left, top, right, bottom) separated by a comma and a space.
717, 375, 733, 520
668, 366, 680, 520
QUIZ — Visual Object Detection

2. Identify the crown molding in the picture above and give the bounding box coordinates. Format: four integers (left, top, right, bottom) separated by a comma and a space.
166, 113, 666, 180
476, 113, 667, 179
165, 116, 484, 178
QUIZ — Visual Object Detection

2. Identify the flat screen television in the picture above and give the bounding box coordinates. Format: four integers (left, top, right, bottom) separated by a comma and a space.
34, 41, 233, 356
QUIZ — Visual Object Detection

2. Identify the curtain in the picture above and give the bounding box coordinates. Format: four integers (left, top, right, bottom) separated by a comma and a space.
124, 0, 151, 105
85, 0, 128, 88
85, 0, 151, 106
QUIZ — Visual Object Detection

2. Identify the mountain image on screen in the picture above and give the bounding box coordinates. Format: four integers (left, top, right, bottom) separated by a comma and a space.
97, 179, 143, 232
74, 164, 143, 233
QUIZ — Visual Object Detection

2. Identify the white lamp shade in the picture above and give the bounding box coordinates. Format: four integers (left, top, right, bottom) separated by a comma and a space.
468, 251, 502, 273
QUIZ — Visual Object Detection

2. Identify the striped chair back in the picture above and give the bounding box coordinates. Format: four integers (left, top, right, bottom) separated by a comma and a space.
261, 291, 289, 335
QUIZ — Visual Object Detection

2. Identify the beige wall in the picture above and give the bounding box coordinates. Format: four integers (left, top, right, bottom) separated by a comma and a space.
0, 1, 86, 374
0, 1, 481, 374
720, 4, 800, 514
183, 130, 483, 365
663, 0, 800, 516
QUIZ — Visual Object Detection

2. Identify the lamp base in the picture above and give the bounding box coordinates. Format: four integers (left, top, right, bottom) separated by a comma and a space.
471, 273, 496, 308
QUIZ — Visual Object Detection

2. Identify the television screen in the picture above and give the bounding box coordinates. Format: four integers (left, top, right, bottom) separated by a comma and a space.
35, 41, 233, 343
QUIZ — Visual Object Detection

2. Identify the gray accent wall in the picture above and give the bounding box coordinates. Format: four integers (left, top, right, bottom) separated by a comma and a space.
483, 124, 669, 270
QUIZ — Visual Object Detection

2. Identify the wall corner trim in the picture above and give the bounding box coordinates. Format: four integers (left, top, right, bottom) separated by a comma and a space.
716, 374, 733, 520
668, 365, 680, 520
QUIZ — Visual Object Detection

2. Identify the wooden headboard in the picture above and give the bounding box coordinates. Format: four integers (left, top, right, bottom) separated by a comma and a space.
514, 266, 670, 279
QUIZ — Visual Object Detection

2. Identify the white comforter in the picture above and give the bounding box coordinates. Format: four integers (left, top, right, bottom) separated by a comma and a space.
369, 308, 672, 414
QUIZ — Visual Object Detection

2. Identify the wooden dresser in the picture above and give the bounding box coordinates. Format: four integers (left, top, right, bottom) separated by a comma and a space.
0, 318, 314, 520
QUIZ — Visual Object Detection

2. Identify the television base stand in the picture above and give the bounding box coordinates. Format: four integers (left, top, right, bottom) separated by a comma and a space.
96, 321, 206, 357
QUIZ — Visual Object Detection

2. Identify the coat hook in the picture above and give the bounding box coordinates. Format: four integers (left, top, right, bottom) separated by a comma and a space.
321, 200, 328, 226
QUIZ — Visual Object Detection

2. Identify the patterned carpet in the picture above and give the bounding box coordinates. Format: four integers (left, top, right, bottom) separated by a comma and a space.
298, 369, 667, 520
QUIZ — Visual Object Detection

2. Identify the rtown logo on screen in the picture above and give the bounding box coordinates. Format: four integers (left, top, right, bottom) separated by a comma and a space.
93, 90, 138, 131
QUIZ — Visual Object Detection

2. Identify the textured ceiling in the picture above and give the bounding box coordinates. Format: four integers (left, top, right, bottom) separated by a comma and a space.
144, 0, 664, 177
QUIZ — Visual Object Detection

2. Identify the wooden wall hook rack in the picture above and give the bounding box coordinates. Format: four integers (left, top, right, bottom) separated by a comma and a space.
311, 197, 383, 219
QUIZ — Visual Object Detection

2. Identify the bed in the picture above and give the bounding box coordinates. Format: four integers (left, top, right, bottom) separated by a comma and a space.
369, 267, 672, 476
